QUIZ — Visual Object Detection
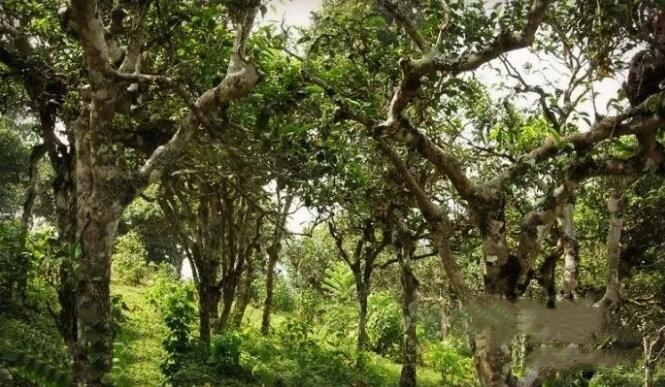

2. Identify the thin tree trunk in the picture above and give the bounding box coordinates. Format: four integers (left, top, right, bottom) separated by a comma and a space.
644, 363, 653, 387
231, 259, 255, 328
559, 203, 579, 301
260, 194, 292, 336
217, 283, 235, 332
16, 144, 47, 302
596, 183, 625, 308
260, 253, 278, 335
399, 250, 418, 387
356, 279, 369, 353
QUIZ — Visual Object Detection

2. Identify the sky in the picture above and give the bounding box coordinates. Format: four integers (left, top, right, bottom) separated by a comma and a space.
262, 0, 324, 27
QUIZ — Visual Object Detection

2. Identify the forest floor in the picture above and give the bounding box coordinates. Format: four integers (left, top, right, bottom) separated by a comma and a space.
110, 281, 443, 387
111, 282, 165, 386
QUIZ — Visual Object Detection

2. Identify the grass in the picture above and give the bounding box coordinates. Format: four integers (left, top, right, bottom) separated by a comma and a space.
111, 281, 164, 386
109, 280, 455, 387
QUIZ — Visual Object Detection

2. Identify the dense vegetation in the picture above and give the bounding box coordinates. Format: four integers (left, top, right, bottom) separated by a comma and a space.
2, 0, 665, 386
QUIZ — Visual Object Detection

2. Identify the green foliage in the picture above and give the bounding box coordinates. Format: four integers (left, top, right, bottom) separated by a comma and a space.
0, 120, 30, 213
0, 219, 27, 303
0, 300, 71, 386
147, 265, 197, 386
209, 330, 242, 370
272, 276, 296, 313
121, 191, 179, 265
321, 262, 356, 301
367, 292, 403, 360
112, 231, 149, 286
424, 340, 477, 387
588, 365, 643, 387
110, 293, 130, 339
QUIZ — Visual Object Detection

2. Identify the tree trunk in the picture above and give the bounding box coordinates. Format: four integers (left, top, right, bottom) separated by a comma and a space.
356, 279, 369, 353
596, 183, 625, 308
471, 330, 516, 387
644, 363, 653, 387
399, 254, 418, 387
50, 149, 80, 379
217, 283, 235, 332
440, 306, 449, 339
260, 193, 292, 335
16, 144, 47, 302
559, 203, 579, 300
75, 200, 122, 386
198, 285, 220, 344
474, 205, 517, 387
260, 251, 278, 335
231, 260, 254, 328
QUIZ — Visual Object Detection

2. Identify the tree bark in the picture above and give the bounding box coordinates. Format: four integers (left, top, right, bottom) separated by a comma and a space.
399, 250, 419, 387
356, 278, 370, 354
217, 281, 236, 332
261, 252, 278, 335
231, 258, 255, 328
644, 363, 653, 387
474, 204, 517, 387
596, 182, 626, 308
75, 196, 123, 386
559, 203, 579, 300
198, 284, 220, 344
471, 329, 517, 387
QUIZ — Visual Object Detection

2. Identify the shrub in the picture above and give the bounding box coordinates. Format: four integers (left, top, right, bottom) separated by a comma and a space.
367, 291, 403, 360
424, 340, 477, 387
147, 266, 196, 386
110, 294, 130, 339
273, 276, 296, 313
0, 219, 26, 303
112, 231, 148, 285
209, 330, 242, 371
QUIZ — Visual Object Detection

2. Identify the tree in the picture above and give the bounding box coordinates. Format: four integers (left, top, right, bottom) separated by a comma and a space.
2, 0, 262, 383
260, 185, 293, 335
298, 0, 665, 384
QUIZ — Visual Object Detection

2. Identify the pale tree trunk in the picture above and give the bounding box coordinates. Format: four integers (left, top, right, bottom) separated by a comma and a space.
644, 362, 653, 387
596, 183, 625, 308
261, 193, 292, 335
72, 100, 129, 385
643, 334, 654, 387
642, 327, 665, 387
399, 249, 419, 387
559, 203, 579, 301
440, 305, 449, 339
